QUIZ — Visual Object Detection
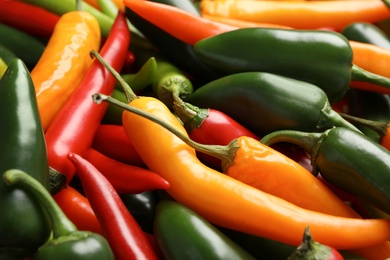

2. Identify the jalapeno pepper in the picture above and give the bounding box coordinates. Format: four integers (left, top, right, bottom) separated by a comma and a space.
0, 59, 51, 257
261, 126, 390, 216
187, 72, 360, 137
342, 22, 390, 50
193, 27, 390, 103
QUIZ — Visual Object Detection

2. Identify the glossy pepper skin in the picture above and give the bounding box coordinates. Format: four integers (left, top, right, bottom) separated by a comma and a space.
261, 126, 390, 216
342, 22, 390, 50
0, 59, 51, 255
188, 71, 360, 137
193, 27, 389, 103
154, 200, 256, 260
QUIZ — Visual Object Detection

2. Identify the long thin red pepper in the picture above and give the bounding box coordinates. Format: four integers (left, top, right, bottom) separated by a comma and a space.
0, 0, 60, 37
91, 124, 145, 167
45, 10, 130, 184
83, 148, 170, 194
68, 152, 159, 260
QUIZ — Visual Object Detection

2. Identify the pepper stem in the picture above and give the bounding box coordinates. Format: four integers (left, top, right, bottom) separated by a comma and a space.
90, 50, 138, 103
92, 93, 237, 167
3, 169, 78, 238
351, 64, 390, 90
339, 113, 388, 137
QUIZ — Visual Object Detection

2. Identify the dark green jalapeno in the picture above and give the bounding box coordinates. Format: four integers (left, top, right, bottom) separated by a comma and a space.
193, 27, 390, 103
341, 22, 390, 50
187, 71, 360, 137
260, 126, 390, 216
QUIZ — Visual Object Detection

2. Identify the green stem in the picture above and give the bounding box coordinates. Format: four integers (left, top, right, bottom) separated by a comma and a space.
351, 64, 390, 90
339, 113, 388, 137
90, 50, 138, 103
3, 169, 78, 238
92, 93, 238, 167
381, 0, 390, 9
119, 57, 158, 92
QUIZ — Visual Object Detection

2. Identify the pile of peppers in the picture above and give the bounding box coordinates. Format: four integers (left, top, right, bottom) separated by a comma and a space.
4, 0, 390, 259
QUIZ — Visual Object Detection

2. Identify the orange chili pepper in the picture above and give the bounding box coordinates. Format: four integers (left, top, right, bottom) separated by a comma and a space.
200, 0, 390, 31
31, 11, 101, 131
101, 94, 390, 249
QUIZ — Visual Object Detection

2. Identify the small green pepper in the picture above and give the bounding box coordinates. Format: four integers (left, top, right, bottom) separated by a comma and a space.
0, 59, 51, 257
193, 27, 390, 103
154, 200, 256, 260
3, 169, 115, 260
261, 126, 390, 216
188, 71, 360, 137
341, 22, 390, 50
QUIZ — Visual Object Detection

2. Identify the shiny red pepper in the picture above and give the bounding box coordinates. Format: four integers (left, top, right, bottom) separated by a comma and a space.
83, 148, 170, 194
45, 11, 130, 183
68, 152, 159, 260
0, 0, 60, 37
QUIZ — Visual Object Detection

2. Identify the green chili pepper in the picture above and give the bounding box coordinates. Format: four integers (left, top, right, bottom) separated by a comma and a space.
193, 27, 390, 103
154, 200, 256, 260
0, 59, 51, 257
0, 44, 17, 65
260, 126, 390, 216
188, 71, 360, 137
0, 23, 45, 70
341, 22, 390, 50
3, 169, 115, 260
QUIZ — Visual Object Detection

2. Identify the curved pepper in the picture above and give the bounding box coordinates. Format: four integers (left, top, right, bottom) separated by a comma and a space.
261, 126, 390, 216
32, 10, 101, 132
0, 59, 51, 256
187, 72, 360, 137
3, 169, 115, 260
154, 200, 256, 260
342, 22, 390, 50
193, 27, 390, 103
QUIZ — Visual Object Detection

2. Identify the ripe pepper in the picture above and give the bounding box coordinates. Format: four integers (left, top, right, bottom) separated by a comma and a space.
342, 22, 390, 50
199, 0, 390, 31
3, 169, 115, 260
187, 72, 360, 137
0, 23, 45, 70
261, 126, 390, 216
0, 0, 59, 38
193, 27, 390, 104
154, 200, 256, 259
68, 153, 159, 260
93, 91, 390, 249
31, 10, 101, 132
0, 59, 51, 257
44, 10, 128, 183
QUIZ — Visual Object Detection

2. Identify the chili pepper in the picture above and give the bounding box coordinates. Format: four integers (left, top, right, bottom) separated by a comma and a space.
288, 227, 344, 260
199, 0, 390, 31
102, 89, 129, 125
93, 91, 390, 250
120, 191, 160, 234
342, 22, 390, 50
187, 72, 360, 137
0, 58, 51, 257
0, 58, 6, 79
0, 0, 59, 38
32, 11, 101, 132
154, 200, 256, 259
68, 152, 159, 260
0, 44, 16, 66
53, 186, 103, 235
3, 169, 115, 260
261, 126, 390, 216
44, 10, 128, 184
125, 0, 217, 84
21, 0, 114, 37
193, 28, 390, 104
153, 0, 201, 15
0, 23, 45, 70
92, 124, 145, 167
83, 148, 170, 194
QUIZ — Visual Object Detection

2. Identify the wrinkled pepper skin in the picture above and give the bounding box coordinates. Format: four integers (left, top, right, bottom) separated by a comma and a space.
154, 200, 256, 260
188, 72, 358, 137
342, 22, 390, 50
0, 59, 50, 255
193, 28, 353, 103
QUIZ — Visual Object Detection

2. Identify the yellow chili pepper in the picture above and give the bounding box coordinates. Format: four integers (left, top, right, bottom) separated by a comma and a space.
31, 11, 101, 131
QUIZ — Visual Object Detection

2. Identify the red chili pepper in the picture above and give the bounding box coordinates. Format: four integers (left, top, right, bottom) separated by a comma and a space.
92, 124, 145, 167
45, 11, 130, 183
68, 152, 159, 260
83, 148, 170, 194
52, 185, 103, 235
0, 0, 60, 38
